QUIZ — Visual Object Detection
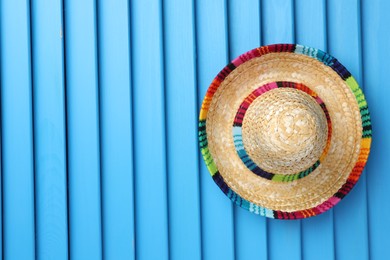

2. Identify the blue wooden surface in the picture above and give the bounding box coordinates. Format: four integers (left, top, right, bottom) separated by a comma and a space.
362, 0, 390, 259
164, 0, 202, 260
97, 0, 135, 259
64, 0, 103, 259
0, 0, 389, 259
0, 114, 1, 260
31, 0, 68, 259
0, 0, 36, 259
131, 0, 169, 259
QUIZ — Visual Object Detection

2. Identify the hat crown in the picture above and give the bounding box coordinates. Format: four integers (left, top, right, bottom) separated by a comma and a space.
243, 87, 328, 175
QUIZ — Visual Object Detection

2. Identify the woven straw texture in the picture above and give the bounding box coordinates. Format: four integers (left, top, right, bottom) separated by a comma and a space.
199, 44, 372, 219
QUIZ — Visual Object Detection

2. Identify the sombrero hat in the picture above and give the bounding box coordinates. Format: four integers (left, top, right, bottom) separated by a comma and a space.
199, 44, 372, 219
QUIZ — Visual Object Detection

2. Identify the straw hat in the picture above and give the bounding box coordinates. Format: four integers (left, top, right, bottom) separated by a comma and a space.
199, 44, 372, 219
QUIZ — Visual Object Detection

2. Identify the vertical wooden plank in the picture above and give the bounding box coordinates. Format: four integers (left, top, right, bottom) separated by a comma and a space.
64, 0, 103, 259
262, 0, 295, 44
196, 1, 235, 260
0, 4, 3, 259
327, 1, 369, 259
295, 1, 335, 259
164, 0, 202, 260
362, 0, 390, 259
261, 1, 301, 260
130, 0, 169, 259
0, 115, 2, 260
31, 0, 68, 259
97, 0, 135, 259
295, 0, 326, 51
0, 0, 36, 259
227, 1, 268, 259
0, 103, 2, 260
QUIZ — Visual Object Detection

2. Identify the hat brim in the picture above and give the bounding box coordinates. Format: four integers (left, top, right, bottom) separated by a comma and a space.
199, 44, 372, 219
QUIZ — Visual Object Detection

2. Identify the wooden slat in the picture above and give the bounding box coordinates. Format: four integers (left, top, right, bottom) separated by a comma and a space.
362, 0, 390, 259
327, 0, 369, 259
130, 0, 169, 259
31, 0, 68, 258
97, 0, 135, 259
164, 0, 202, 259
295, 0, 327, 51
0, 104, 2, 260
0, 0, 36, 259
196, 1, 235, 259
227, 1, 268, 259
64, 0, 103, 258
261, 1, 301, 260
295, 1, 335, 259
262, 0, 295, 44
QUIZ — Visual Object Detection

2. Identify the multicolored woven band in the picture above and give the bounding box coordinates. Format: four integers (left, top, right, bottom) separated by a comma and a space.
198, 44, 372, 219
232, 81, 332, 182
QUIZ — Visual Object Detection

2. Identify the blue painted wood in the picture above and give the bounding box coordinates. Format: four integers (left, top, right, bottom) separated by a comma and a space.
0, 117, 2, 260
130, 0, 169, 259
362, 0, 390, 259
164, 0, 202, 260
0, 0, 389, 259
227, 1, 268, 260
262, 0, 295, 44
0, 4, 3, 259
295, 1, 335, 259
64, 0, 103, 259
196, 1, 235, 260
327, 1, 370, 259
0, 104, 2, 260
31, 0, 68, 259
295, 0, 327, 51
0, 0, 36, 259
261, 1, 301, 260
97, 0, 135, 259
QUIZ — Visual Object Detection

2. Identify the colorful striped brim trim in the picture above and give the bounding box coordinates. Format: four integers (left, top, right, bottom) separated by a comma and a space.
198, 44, 372, 219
